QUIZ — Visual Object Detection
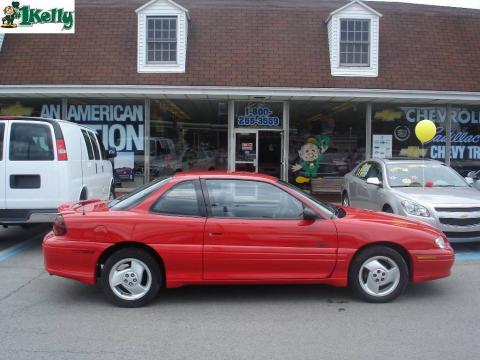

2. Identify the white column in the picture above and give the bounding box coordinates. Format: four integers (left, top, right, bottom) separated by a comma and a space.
365, 103, 372, 160
227, 100, 235, 172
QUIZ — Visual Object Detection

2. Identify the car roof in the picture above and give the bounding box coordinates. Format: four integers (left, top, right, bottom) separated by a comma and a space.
0, 116, 96, 132
373, 157, 443, 165
173, 171, 278, 182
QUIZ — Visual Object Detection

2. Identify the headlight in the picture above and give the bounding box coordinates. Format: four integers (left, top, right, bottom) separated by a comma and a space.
401, 200, 430, 217
435, 236, 447, 249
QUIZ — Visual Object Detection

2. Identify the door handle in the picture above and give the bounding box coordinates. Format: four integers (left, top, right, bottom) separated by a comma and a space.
209, 232, 223, 236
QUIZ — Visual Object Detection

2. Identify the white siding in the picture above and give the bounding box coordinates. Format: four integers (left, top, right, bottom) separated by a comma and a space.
137, 0, 188, 73
326, 1, 381, 77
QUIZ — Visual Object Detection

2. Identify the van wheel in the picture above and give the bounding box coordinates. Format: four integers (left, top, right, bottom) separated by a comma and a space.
109, 185, 116, 200
101, 248, 162, 308
349, 246, 408, 303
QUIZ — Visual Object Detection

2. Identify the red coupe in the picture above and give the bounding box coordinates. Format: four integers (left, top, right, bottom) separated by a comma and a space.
43, 172, 454, 307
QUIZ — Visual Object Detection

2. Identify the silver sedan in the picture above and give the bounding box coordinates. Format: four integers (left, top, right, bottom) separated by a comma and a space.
342, 158, 480, 243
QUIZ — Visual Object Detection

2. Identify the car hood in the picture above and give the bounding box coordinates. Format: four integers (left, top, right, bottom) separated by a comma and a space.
340, 206, 442, 237
391, 187, 480, 206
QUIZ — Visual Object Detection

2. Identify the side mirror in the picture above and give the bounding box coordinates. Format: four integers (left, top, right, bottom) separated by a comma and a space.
366, 177, 382, 186
107, 148, 117, 159
467, 171, 477, 179
303, 207, 319, 221
465, 177, 474, 185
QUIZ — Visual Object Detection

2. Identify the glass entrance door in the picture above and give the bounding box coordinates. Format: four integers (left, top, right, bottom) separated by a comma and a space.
235, 132, 257, 172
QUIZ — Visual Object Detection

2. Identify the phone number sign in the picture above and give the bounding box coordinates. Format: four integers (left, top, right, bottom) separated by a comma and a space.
237, 104, 281, 127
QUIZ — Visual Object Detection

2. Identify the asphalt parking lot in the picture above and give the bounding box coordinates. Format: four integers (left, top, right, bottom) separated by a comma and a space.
1, 226, 480, 360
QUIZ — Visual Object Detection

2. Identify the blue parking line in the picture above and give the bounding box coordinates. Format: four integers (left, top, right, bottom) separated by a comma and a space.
455, 252, 480, 261
0, 239, 38, 262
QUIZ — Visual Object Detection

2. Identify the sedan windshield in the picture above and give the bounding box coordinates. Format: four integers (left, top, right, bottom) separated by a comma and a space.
109, 177, 171, 210
386, 163, 467, 188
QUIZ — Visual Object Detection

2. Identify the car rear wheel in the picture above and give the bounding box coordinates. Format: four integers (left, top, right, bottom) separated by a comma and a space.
342, 192, 350, 206
349, 246, 408, 303
101, 248, 161, 307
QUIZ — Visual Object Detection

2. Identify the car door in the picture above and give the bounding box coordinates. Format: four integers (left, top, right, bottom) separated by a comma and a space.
202, 179, 338, 280
131, 180, 207, 283
5, 120, 60, 209
364, 161, 386, 210
0, 122, 5, 209
348, 161, 372, 208
80, 129, 98, 199
88, 131, 111, 199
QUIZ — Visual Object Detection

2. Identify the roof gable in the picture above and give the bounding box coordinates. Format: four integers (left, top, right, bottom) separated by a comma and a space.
327, 0, 382, 22
136, 0, 189, 18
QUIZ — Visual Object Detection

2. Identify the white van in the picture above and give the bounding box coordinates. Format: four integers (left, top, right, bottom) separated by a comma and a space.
0, 116, 115, 225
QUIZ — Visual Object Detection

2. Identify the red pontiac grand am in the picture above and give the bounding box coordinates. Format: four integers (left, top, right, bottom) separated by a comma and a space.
43, 172, 454, 307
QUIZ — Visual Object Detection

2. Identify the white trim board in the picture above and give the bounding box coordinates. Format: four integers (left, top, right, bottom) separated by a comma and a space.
1, 85, 480, 103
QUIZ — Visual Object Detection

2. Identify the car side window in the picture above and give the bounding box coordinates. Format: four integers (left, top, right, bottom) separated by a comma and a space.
87, 131, 101, 160
205, 180, 304, 219
367, 163, 383, 181
0, 123, 4, 161
151, 181, 201, 217
9, 122, 54, 161
81, 129, 94, 160
355, 162, 372, 180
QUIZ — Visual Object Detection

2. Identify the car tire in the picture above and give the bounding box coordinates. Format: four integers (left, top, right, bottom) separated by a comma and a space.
342, 192, 350, 206
349, 246, 408, 303
101, 248, 162, 308
109, 184, 116, 200
383, 205, 394, 213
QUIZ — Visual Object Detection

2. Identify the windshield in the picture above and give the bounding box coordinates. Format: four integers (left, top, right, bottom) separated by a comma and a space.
109, 177, 171, 210
278, 180, 336, 217
386, 163, 467, 188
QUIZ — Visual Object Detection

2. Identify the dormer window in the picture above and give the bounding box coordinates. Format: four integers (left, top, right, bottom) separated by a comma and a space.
136, 0, 189, 73
326, 0, 382, 77
147, 16, 177, 63
340, 19, 370, 67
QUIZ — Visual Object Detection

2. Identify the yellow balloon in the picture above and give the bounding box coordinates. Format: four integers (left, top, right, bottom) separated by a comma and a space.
415, 120, 436, 143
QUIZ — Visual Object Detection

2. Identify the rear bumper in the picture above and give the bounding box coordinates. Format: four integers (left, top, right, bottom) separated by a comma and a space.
411, 248, 455, 283
0, 209, 58, 224
43, 232, 110, 285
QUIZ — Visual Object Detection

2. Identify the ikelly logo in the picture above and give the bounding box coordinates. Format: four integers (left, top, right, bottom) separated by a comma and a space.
1, 0, 75, 33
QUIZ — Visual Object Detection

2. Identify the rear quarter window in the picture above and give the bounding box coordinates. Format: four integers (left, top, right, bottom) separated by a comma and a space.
9, 122, 54, 161
0, 123, 4, 160
81, 129, 94, 160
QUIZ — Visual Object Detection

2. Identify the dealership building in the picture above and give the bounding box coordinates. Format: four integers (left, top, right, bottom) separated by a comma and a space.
1, 0, 480, 191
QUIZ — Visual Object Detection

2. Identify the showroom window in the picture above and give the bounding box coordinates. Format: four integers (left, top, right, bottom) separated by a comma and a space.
289, 102, 366, 187
149, 99, 228, 181
371, 104, 446, 162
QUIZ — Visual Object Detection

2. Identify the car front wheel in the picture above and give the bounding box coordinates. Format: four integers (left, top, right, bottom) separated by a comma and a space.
349, 246, 408, 303
101, 248, 161, 307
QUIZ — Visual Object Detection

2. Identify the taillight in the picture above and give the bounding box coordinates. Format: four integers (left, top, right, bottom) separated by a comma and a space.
56, 139, 68, 161
53, 216, 67, 236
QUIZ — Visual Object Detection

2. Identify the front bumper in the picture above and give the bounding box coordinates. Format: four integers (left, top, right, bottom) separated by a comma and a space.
398, 210, 480, 243
410, 248, 455, 283
43, 232, 110, 285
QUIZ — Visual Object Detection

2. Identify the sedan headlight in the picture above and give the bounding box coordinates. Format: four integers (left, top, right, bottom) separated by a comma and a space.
435, 236, 447, 249
401, 200, 430, 217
